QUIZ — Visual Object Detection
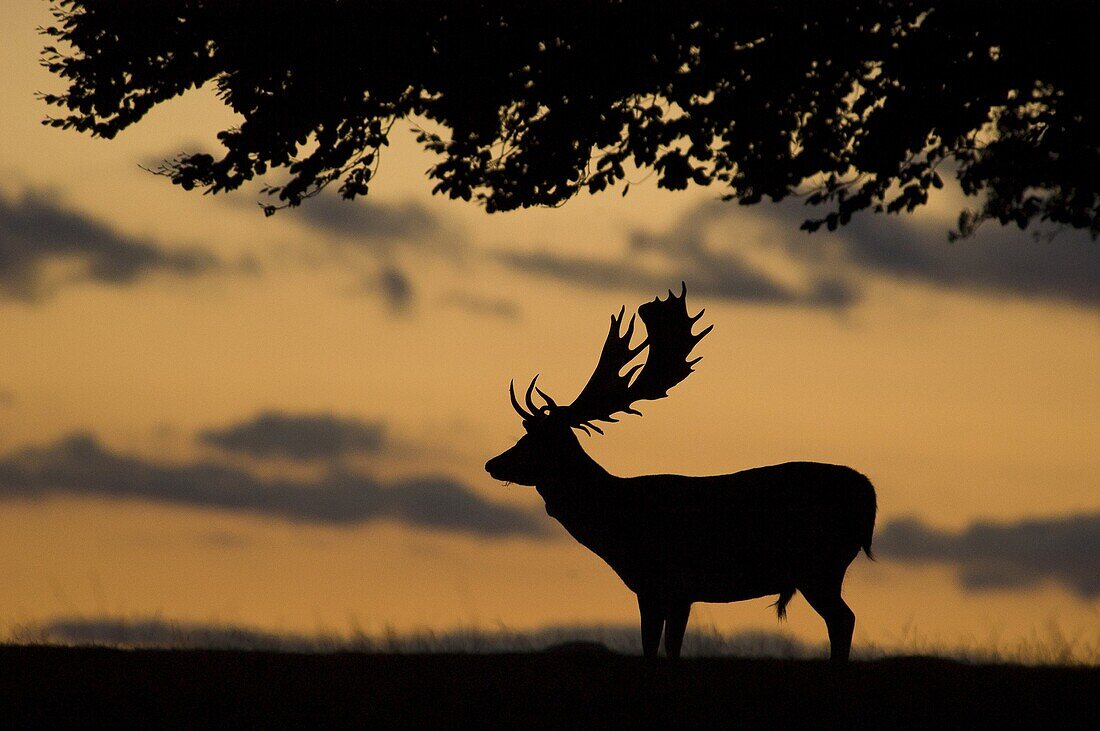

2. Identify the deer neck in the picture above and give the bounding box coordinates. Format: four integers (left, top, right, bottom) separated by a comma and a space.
534, 449, 627, 567
534, 446, 616, 501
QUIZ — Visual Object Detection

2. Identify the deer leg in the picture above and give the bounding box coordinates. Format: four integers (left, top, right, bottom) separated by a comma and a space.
637, 594, 665, 658
663, 601, 692, 659
801, 582, 855, 663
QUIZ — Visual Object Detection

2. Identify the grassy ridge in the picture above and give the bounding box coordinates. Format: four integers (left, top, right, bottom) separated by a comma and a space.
2, 646, 1097, 726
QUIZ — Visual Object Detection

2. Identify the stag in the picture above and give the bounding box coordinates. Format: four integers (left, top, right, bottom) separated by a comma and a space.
485, 284, 876, 661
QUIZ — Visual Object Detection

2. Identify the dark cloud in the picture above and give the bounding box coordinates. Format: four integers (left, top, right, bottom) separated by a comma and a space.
0, 389, 13, 408
494, 200, 855, 308
495, 198, 1100, 309
878, 513, 1100, 599
0, 190, 219, 301
495, 248, 854, 309
753, 200, 1100, 307
0, 434, 546, 537
199, 411, 386, 461
288, 194, 439, 242
375, 265, 414, 312
349, 265, 414, 311
440, 291, 521, 320
271, 193, 455, 309
626, 206, 856, 306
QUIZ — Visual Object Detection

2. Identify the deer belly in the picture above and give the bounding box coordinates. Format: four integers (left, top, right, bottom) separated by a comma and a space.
551, 511, 802, 600
597, 543, 795, 601
671, 562, 790, 603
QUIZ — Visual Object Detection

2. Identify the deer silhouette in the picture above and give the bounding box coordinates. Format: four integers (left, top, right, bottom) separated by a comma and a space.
485, 284, 877, 661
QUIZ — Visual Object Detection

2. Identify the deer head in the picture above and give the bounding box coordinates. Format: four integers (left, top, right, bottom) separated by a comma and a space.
485, 283, 712, 487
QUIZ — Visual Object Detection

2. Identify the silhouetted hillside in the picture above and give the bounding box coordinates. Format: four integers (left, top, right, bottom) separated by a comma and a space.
1, 646, 1096, 726
20, 617, 815, 658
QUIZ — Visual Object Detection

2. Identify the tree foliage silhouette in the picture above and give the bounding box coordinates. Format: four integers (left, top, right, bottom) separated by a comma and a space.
41, 1, 1099, 237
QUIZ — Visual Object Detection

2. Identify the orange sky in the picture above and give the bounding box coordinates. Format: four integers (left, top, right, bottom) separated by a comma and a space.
1, 1, 1097, 657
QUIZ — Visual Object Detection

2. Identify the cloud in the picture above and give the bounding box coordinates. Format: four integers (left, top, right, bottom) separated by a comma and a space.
494, 200, 855, 308
348, 266, 414, 312
0, 389, 13, 409
199, 411, 387, 461
0, 190, 219, 301
753, 200, 1100, 307
254, 193, 457, 308
440, 291, 521, 320
0, 434, 546, 537
495, 198, 1100, 309
375, 265, 414, 312
288, 195, 439, 241
495, 248, 854, 308
878, 513, 1100, 599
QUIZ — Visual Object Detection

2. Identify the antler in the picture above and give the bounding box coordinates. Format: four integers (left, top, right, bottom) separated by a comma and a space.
562, 282, 712, 432
510, 375, 555, 420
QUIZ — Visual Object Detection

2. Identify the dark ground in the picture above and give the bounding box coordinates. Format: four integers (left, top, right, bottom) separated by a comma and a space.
1, 646, 1096, 727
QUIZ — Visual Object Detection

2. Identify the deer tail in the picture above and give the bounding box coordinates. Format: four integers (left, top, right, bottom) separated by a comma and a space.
773, 588, 796, 621
858, 472, 878, 561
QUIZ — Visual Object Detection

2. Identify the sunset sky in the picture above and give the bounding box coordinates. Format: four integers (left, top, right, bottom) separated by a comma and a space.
2, 1, 1097, 656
